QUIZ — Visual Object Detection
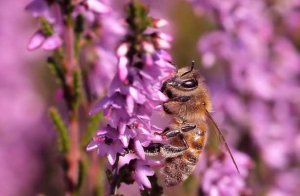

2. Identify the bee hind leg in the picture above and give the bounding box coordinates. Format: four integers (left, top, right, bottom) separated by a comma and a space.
161, 135, 190, 158
144, 136, 189, 158
144, 143, 163, 156
155, 123, 197, 139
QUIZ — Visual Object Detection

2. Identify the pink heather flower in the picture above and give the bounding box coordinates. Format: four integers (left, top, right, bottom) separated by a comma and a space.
201, 151, 252, 196
26, 0, 63, 51
27, 31, 62, 51
267, 168, 300, 196
86, 0, 111, 14
189, 0, 300, 194
134, 161, 155, 189
151, 18, 168, 28
86, 2, 126, 97
25, 0, 56, 22
26, 0, 113, 51
87, 5, 175, 189
26, 0, 123, 96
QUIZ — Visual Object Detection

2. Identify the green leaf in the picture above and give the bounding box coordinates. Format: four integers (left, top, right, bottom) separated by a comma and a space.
74, 14, 84, 34
74, 14, 84, 57
106, 169, 113, 184
49, 107, 70, 154
72, 69, 82, 110
80, 113, 103, 149
47, 57, 65, 85
126, 1, 151, 34
38, 17, 53, 36
76, 160, 86, 193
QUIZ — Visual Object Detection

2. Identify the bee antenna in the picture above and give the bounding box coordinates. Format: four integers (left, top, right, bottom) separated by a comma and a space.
205, 110, 241, 174
191, 60, 195, 71
181, 60, 196, 77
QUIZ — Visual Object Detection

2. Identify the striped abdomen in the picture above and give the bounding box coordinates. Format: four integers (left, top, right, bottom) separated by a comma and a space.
161, 125, 207, 186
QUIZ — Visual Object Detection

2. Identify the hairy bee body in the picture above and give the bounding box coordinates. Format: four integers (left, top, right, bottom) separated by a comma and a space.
145, 64, 214, 186
161, 120, 208, 186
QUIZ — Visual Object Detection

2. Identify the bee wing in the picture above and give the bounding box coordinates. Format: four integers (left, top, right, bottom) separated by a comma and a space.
205, 110, 240, 174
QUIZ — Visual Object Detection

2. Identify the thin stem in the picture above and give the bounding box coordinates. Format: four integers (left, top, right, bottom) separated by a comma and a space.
64, 19, 80, 194
110, 155, 120, 195
64, 20, 75, 87
88, 152, 101, 195
67, 113, 80, 191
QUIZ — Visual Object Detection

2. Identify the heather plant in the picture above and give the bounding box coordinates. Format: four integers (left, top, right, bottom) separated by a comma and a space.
26, 0, 120, 195
20, 0, 300, 195
25, 0, 176, 195
87, 2, 175, 194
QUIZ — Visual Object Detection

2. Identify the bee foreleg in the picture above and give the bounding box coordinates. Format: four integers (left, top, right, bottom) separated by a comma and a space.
169, 96, 191, 102
181, 123, 196, 133
144, 143, 163, 156
154, 127, 181, 139
162, 96, 191, 115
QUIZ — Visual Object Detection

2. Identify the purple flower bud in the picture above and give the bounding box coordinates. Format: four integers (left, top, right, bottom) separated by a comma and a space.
118, 57, 129, 81
42, 34, 62, 50
86, 0, 111, 14
134, 161, 155, 189
27, 31, 46, 50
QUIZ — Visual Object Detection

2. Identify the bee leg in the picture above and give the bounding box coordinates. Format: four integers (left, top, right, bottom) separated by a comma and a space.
161, 144, 188, 158
161, 136, 189, 158
179, 134, 189, 149
162, 96, 191, 114
119, 148, 131, 157
181, 123, 197, 133
155, 123, 196, 139
169, 96, 191, 102
144, 143, 164, 156
144, 135, 190, 158
154, 127, 181, 139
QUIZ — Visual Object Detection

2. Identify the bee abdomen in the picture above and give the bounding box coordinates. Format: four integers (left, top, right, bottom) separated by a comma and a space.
183, 149, 200, 165
190, 139, 204, 151
188, 129, 206, 151
161, 156, 196, 186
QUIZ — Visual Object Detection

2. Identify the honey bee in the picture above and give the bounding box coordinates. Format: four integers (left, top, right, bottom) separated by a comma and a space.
145, 61, 239, 186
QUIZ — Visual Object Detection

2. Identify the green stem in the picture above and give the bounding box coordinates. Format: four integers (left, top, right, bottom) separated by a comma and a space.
64, 18, 81, 195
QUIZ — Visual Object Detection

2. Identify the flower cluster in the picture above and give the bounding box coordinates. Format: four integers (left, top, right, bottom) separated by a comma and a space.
188, 0, 300, 194
201, 151, 252, 196
87, 2, 174, 190
26, 0, 110, 51
77, 1, 126, 97
26, 0, 63, 50
26, 0, 122, 97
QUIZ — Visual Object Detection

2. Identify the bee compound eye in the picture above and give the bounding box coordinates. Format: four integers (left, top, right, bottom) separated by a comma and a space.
181, 79, 198, 89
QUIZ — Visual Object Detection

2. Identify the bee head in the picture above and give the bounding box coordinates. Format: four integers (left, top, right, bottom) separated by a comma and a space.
161, 61, 203, 97
161, 61, 212, 114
